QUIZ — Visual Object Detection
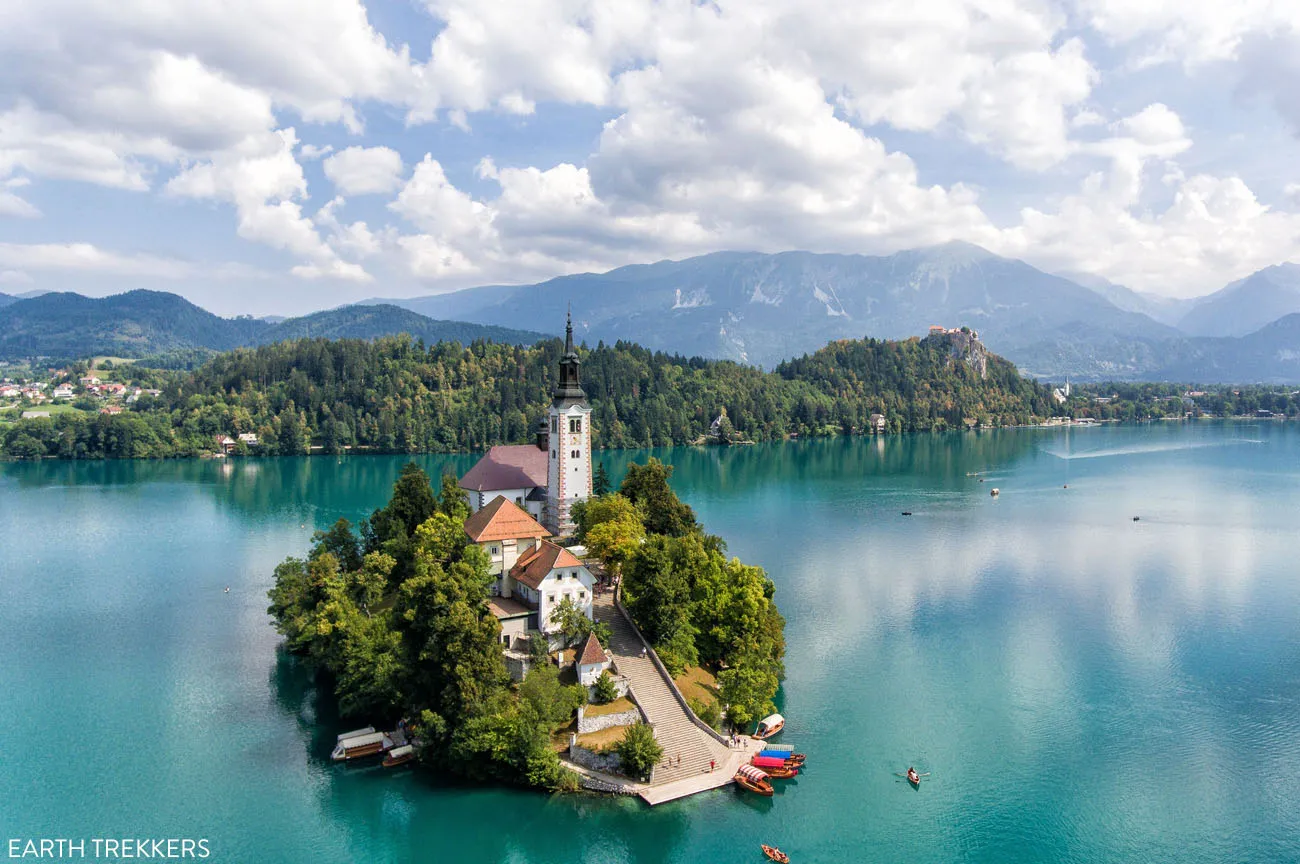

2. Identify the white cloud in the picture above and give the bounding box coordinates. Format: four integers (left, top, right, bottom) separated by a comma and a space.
0, 269, 34, 284
300, 144, 334, 160
323, 146, 404, 195
0, 190, 40, 218
0, 242, 194, 278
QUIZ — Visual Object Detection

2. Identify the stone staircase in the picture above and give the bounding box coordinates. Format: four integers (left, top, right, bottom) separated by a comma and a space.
592, 592, 732, 786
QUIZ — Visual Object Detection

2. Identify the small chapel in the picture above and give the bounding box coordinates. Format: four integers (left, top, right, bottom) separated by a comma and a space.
459, 312, 593, 538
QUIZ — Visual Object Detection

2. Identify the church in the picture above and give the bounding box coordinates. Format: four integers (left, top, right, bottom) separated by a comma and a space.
459, 312, 593, 538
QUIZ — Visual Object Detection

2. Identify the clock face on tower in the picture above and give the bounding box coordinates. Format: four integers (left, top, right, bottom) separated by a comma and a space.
570, 435, 578, 445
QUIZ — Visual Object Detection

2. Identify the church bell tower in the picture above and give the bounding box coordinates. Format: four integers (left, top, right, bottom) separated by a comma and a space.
544, 311, 592, 537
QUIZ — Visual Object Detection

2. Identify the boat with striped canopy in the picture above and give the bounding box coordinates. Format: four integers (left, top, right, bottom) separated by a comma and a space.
734, 764, 773, 796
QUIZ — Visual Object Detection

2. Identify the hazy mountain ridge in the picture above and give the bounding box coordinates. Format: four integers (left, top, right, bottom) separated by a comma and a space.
0, 291, 547, 360
1175, 264, 1300, 337
371, 244, 1180, 378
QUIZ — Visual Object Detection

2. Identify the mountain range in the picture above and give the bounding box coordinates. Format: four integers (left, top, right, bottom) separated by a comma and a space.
0, 291, 547, 360
365, 243, 1300, 381
6, 243, 1300, 382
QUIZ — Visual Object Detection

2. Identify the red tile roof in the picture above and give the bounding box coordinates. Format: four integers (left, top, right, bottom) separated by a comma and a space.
510, 540, 585, 590
463, 495, 550, 543
578, 631, 608, 666
459, 444, 548, 493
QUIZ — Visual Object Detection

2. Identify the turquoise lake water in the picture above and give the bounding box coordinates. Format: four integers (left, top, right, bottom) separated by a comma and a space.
2, 423, 1299, 863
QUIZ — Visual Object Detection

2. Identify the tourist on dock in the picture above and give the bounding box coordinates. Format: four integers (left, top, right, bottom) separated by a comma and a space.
710, 759, 716, 772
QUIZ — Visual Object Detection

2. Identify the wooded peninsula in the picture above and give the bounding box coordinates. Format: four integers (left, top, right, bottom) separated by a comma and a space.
1, 330, 1060, 459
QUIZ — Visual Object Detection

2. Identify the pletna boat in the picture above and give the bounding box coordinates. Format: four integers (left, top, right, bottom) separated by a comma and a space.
753, 713, 785, 740
734, 764, 773, 796
761, 844, 790, 863
760, 748, 805, 764
382, 744, 415, 768
750, 755, 799, 778
330, 731, 391, 761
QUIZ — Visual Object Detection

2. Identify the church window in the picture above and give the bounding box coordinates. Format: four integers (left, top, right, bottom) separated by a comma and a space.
571, 449, 579, 458
551, 417, 558, 433
569, 417, 582, 434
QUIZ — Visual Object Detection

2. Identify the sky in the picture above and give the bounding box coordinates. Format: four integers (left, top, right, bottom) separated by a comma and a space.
3, 0, 1300, 317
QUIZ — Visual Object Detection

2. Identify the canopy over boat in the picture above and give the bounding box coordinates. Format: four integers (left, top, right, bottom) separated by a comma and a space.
337, 726, 375, 741
386, 745, 413, 759
760, 749, 799, 760
752, 755, 789, 769
760, 743, 794, 754
755, 714, 784, 736
339, 731, 387, 749
738, 764, 769, 782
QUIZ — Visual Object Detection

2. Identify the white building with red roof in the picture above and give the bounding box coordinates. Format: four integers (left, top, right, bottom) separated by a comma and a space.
462, 495, 551, 597
576, 631, 611, 686
509, 539, 595, 636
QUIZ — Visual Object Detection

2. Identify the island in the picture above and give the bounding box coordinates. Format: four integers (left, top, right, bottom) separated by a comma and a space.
267, 318, 785, 801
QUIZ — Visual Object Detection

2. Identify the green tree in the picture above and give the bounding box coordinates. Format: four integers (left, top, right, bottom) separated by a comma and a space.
616, 723, 663, 779
518, 663, 586, 731
592, 462, 611, 497
622, 535, 694, 646
592, 670, 619, 704
310, 518, 362, 573
620, 458, 697, 536
718, 663, 779, 732
547, 596, 612, 649
437, 469, 471, 522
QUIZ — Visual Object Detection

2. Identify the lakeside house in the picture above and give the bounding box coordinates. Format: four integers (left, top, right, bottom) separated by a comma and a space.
238, 433, 258, 446
868, 413, 886, 433
214, 435, 236, 455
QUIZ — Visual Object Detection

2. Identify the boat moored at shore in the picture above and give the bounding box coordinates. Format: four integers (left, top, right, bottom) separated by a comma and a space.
752, 714, 785, 740
330, 731, 392, 762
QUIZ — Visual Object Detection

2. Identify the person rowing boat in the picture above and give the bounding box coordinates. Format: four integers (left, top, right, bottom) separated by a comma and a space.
761, 844, 790, 863
907, 767, 920, 785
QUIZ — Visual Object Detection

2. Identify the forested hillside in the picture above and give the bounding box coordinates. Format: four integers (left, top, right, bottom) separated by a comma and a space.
0, 333, 1060, 460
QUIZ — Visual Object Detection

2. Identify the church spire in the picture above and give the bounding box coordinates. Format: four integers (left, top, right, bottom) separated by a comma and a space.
552, 308, 586, 407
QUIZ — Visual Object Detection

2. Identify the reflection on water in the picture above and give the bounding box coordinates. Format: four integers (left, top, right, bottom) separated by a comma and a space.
3, 422, 1299, 863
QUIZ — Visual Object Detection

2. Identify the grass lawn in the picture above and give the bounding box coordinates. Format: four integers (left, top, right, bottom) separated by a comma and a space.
550, 718, 634, 753
674, 665, 720, 706
584, 696, 635, 717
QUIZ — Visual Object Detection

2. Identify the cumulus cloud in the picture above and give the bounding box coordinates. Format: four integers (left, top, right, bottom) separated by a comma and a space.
0, 242, 195, 278
323, 146, 404, 195
3, 0, 1300, 298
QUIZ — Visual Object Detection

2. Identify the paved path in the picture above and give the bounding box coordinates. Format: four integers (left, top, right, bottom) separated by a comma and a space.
592, 591, 741, 803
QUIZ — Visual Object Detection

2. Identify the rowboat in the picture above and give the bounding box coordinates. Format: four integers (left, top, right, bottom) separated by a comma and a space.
759, 748, 805, 765
761, 844, 790, 863
382, 744, 415, 768
750, 755, 799, 779
752, 713, 785, 740
734, 764, 773, 796
331, 731, 391, 761
907, 768, 920, 786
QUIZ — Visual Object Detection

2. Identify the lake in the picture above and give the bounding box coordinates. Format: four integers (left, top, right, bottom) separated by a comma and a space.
2, 423, 1298, 863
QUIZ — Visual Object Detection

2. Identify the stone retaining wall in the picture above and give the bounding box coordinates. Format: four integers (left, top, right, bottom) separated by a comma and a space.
567, 740, 623, 775
578, 775, 639, 795
577, 705, 642, 734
